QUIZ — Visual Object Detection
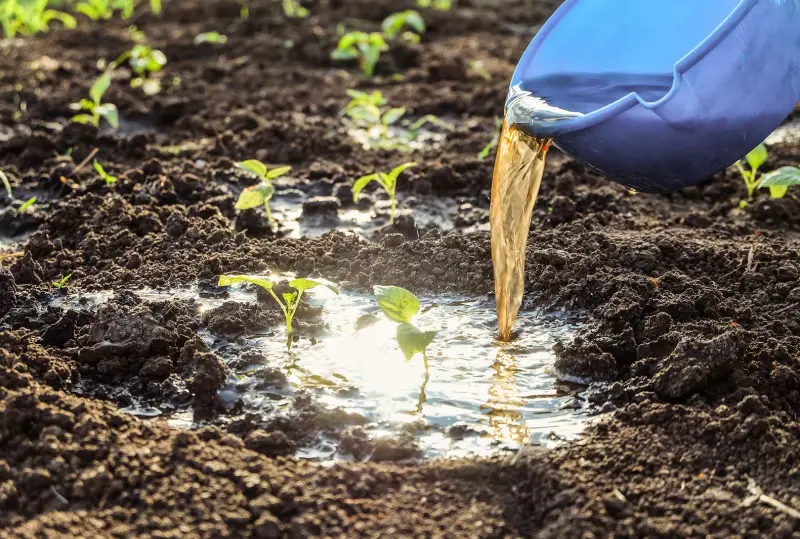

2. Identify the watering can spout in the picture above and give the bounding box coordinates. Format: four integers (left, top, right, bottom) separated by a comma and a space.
491, 0, 800, 340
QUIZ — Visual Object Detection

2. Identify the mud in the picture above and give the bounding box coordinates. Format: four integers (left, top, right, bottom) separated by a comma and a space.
1, 0, 799, 536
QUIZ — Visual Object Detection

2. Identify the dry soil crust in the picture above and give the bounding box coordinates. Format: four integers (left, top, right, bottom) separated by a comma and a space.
1, 0, 799, 536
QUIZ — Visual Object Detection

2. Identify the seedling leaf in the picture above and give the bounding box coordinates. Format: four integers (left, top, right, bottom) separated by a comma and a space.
94, 103, 119, 129
93, 160, 117, 184
374, 285, 420, 324
352, 173, 379, 202
237, 160, 268, 178
218, 274, 275, 291
266, 166, 291, 180
758, 166, 800, 190
0, 170, 12, 198
235, 185, 267, 210
746, 144, 768, 172
90, 71, 112, 104
388, 162, 416, 182
396, 323, 437, 361
52, 274, 72, 289
290, 277, 340, 295
18, 196, 36, 214
382, 107, 406, 126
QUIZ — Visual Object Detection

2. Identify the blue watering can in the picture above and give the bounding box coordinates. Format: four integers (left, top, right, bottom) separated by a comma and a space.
506, 0, 800, 192
491, 0, 800, 340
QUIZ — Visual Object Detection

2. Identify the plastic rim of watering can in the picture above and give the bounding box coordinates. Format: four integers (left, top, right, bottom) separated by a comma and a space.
508, 0, 800, 192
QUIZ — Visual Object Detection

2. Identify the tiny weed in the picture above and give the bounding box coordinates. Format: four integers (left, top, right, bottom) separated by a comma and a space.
52, 274, 71, 289
352, 162, 415, 224
374, 285, 438, 372
70, 70, 119, 129
282, 0, 308, 18
194, 31, 227, 45
478, 117, 503, 160
1, 0, 76, 38
17, 196, 36, 214
234, 160, 291, 229
331, 32, 388, 78
218, 274, 339, 350
381, 10, 425, 42
93, 160, 117, 185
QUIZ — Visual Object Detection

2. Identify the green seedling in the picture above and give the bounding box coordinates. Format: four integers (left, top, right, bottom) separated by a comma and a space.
194, 31, 227, 45
331, 32, 388, 78
352, 162, 415, 224
407, 114, 452, 141
282, 0, 308, 18
417, 0, 452, 10
75, 0, 115, 20
1, 0, 76, 38
735, 143, 768, 200
93, 160, 117, 185
218, 274, 339, 350
17, 196, 35, 214
114, 44, 167, 95
52, 274, 71, 289
0, 170, 12, 198
343, 89, 405, 131
234, 160, 291, 229
374, 285, 437, 381
381, 10, 425, 42
70, 71, 119, 129
149, 0, 162, 14
478, 117, 503, 160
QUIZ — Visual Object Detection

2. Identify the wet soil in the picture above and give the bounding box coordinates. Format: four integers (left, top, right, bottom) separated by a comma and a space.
1, 0, 799, 536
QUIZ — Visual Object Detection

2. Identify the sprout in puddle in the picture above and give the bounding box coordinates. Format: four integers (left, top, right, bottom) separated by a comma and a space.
234, 160, 291, 231
52, 274, 72, 290
218, 274, 340, 350
353, 162, 416, 224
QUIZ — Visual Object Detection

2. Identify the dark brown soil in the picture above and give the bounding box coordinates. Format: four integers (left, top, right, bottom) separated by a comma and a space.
1, 0, 799, 536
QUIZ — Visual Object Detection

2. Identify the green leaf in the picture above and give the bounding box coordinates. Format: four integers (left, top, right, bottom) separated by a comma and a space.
389, 162, 416, 182
235, 185, 267, 210
218, 274, 275, 291
396, 323, 437, 362
352, 173, 379, 202
194, 32, 228, 45
90, 71, 112, 104
381, 107, 406, 126
17, 196, 36, 214
374, 285, 420, 324
70, 114, 97, 126
282, 292, 297, 306
745, 143, 768, 172
237, 159, 268, 179
331, 49, 357, 60
95, 103, 118, 129
769, 185, 789, 199
289, 277, 340, 295
758, 166, 800, 191
266, 166, 291, 180
52, 274, 72, 289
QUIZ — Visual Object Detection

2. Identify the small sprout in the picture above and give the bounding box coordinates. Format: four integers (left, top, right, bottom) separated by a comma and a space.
0, 170, 12, 198
352, 162, 415, 224
234, 160, 291, 229
17, 196, 36, 214
282, 0, 308, 18
468, 60, 492, 81
331, 32, 388, 78
149, 0, 162, 15
417, 0, 452, 10
194, 31, 228, 45
407, 114, 452, 141
52, 274, 72, 289
218, 274, 339, 350
93, 160, 117, 185
114, 44, 167, 95
757, 166, 800, 199
478, 117, 503, 160
734, 143, 768, 200
374, 285, 438, 372
381, 10, 425, 42
70, 71, 119, 129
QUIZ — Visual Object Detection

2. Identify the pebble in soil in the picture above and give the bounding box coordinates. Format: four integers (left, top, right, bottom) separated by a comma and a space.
54, 278, 589, 461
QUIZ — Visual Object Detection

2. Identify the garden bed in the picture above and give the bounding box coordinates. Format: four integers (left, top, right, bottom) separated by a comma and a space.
1, 0, 799, 536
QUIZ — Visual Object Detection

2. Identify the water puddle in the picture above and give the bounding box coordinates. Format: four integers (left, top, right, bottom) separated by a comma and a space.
56, 283, 589, 460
